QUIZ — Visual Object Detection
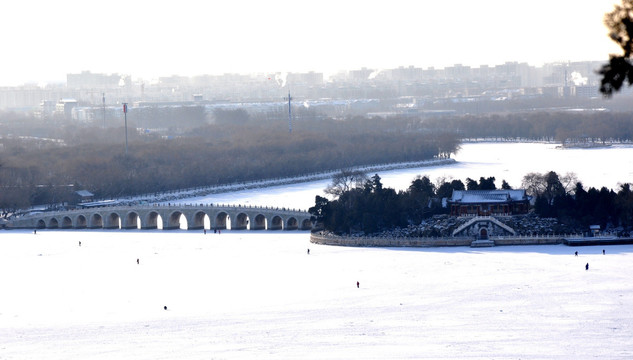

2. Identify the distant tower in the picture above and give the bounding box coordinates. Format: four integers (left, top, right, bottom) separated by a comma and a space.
284, 91, 292, 133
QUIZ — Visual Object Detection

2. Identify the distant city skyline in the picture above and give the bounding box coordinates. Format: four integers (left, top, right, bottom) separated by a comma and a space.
0, 0, 622, 86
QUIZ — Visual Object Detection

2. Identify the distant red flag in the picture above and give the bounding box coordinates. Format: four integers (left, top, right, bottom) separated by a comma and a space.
123, 104, 127, 113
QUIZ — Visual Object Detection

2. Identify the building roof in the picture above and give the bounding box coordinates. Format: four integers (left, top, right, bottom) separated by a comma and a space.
449, 189, 528, 204
75, 190, 94, 197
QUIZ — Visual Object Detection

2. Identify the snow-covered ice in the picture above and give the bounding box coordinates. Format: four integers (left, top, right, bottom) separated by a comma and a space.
4, 142, 633, 359
1, 230, 632, 359
169, 142, 633, 211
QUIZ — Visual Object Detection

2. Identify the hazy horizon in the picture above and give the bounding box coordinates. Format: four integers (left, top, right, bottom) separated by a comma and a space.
10, 58, 610, 88
1, 0, 622, 86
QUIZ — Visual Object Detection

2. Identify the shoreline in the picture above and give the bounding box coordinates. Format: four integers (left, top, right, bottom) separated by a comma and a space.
310, 232, 633, 248
101, 158, 457, 207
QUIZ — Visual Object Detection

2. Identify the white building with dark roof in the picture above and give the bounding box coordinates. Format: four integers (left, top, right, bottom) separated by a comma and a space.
448, 189, 531, 216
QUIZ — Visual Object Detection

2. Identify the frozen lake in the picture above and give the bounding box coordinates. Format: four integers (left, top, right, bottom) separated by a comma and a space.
175, 142, 633, 211
4, 142, 633, 359
1, 230, 632, 359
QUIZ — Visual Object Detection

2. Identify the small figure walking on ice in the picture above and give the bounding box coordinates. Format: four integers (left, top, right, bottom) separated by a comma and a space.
357, 281, 360, 288
307, 248, 310, 255
574, 251, 578, 256
79, 241, 81, 247
586, 263, 589, 270
603, 249, 606, 255
137, 258, 139, 265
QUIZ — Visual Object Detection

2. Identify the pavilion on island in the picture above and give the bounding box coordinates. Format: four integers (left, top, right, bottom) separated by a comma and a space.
448, 189, 531, 216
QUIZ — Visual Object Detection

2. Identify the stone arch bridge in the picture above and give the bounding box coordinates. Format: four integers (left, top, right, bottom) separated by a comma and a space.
7, 204, 313, 231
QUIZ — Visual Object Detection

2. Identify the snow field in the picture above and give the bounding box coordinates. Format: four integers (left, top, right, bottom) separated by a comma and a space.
1, 230, 632, 359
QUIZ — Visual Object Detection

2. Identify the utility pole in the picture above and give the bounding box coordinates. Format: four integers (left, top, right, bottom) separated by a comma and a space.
122, 102, 128, 156
284, 90, 292, 133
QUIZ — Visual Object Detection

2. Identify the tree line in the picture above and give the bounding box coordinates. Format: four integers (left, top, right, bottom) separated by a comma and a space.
421, 111, 633, 144
309, 170, 633, 236
0, 113, 458, 211
3, 103, 633, 213
529, 171, 633, 233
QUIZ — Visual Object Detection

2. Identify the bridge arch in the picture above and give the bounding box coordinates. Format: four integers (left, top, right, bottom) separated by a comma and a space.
166, 211, 186, 230
143, 211, 160, 230
123, 211, 140, 229
252, 214, 266, 230
105, 212, 121, 229
48, 218, 59, 229
36, 219, 46, 229
190, 211, 208, 230
234, 212, 249, 230
75, 215, 87, 229
214, 212, 229, 230
90, 213, 103, 229
61, 216, 72, 229
270, 215, 283, 230
286, 217, 298, 230
301, 218, 312, 230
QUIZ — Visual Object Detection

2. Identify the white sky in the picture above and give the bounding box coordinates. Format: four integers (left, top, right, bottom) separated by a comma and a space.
0, 0, 623, 86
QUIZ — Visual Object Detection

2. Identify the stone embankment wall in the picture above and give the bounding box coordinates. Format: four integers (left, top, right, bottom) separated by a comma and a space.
310, 233, 472, 247
310, 233, 572, 247
492, 235, 564, 246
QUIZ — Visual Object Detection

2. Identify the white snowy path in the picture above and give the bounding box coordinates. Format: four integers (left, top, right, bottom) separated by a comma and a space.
1, 230, 632, 359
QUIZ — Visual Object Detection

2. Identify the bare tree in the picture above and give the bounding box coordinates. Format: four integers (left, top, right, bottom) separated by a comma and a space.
522, 171, 572, 205
522, 172, 547, 198
324, 169, 368, 198
560, 172, 579, 195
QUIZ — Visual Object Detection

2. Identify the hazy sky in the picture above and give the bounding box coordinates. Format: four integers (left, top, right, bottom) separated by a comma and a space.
0, 0, 623, 86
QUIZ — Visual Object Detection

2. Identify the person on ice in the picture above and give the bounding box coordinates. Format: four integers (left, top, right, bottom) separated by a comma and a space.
586, 263, 589, 270
357, 281, 360, 288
